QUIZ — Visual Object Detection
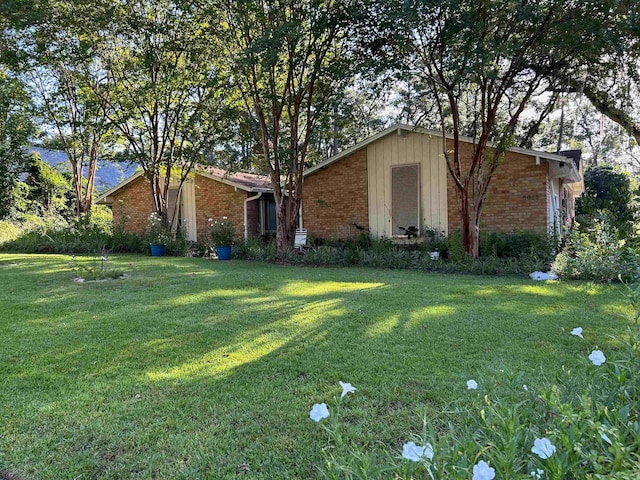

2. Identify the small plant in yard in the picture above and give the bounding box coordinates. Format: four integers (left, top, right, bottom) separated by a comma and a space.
312, 282, 640, 479
67, 253, 128, 281
209, 216, 235, 247
148, 211, 171, 244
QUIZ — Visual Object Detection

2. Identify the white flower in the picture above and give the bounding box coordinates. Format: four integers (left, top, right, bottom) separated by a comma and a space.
570, 327, 583, 338
532, 437, 556, 459
472, 460, 495, 480
338, 381, 356, 398
589, 350, 606, 366
401, 441, 433, 462
467, 379, 478, 390
523, 384, 528, 391
600, 432, 612, 445
530, 468, 544, 479
222, 216, 228, 220
309, 403, 329, 422
208, 218, 213, 222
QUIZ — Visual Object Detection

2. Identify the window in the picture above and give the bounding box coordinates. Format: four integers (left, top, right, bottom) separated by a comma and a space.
258, 198, 277, 234
391, 164, 420, 236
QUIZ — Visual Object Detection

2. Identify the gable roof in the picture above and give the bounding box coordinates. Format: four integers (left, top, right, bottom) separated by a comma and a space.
304, 124, 578, 177
95, 166, 272, 205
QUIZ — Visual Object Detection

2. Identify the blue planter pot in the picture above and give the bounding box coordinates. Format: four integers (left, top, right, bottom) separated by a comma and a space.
215, 245, 232, 260
150, 243, 166, 256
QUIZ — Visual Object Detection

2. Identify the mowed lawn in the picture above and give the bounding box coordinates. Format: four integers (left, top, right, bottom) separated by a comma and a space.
0, 254, 630, 479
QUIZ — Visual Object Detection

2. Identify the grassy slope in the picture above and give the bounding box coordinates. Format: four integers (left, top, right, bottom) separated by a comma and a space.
0, 254, 629, 479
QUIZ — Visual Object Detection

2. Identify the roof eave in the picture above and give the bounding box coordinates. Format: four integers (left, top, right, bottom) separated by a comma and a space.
303, 123, 576, 178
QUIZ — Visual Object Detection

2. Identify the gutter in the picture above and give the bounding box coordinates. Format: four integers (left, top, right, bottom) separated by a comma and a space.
244, 191, 263, 240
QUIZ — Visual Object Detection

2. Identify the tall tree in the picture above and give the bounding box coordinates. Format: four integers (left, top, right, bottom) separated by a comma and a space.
0, 69, 33, 220
89, 0, 235, 232
399, 0, 618, 258
217, 0, 355, 251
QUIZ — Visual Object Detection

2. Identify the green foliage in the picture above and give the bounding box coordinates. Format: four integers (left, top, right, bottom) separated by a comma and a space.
554, 219, 639, 282
232, 233, 552, 275
147, 212, 171, 245
209, 217, 235, 247
317, 285, 640, 479
0, 69, 34, 220
23, 154, 73, 217
577, 164, 639, 239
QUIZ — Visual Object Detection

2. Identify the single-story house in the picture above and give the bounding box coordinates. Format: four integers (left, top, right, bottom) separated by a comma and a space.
97, 124, 583, 243
300, 124, 583, 240
96, 166, 276, 242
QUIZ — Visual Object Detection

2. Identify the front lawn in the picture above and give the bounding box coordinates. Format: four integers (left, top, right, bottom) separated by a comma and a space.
0, 254, 630, 479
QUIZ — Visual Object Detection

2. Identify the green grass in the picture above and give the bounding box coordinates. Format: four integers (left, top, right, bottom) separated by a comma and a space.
0, 254, 631, 479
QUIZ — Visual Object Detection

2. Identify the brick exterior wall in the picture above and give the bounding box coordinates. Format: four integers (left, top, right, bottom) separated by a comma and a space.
111, 176, 154, 234
110, 173, 256, 241
302, 148, 369, 239
194, 174, 249, 241
446, 140, 550, 234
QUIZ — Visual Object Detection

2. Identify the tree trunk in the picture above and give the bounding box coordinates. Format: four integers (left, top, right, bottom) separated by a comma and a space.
274, 187, 301, 252
457, 185, 481, 259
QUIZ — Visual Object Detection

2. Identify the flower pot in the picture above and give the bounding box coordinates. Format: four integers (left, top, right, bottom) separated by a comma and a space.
215, 245, 232, 260
150, 243, 166, 256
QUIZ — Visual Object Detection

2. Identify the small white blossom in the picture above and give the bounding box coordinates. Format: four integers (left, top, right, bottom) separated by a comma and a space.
309, 403, 329, 422
523, 384, 528, 391
338, 381, 356, 398
222, 216, 228, 220
530, 468, 544, 479
401, 441, 433, 462
589, 350, 606, 366
472, 460, 495, 480
570, 327, 583, 338
467, 379, 478, 390
532, 437, 556, 459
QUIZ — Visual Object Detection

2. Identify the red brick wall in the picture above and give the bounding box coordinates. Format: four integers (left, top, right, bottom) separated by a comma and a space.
446, 140, 549, 234
111, 176, 154, 234
302, 149, 369, 239
110, 173, 254, 242
194, 174, 247, 242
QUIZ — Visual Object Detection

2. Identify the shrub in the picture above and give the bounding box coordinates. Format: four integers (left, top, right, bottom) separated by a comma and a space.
577, 164, 638, 240
209, 216, 235, 247
554, 219, 639, 282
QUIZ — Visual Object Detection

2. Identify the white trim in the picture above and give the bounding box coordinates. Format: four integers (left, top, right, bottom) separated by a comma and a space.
304, 123, 575, 178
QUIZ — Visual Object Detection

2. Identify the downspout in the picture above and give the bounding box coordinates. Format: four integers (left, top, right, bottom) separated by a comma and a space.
244, 191, 263, 240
